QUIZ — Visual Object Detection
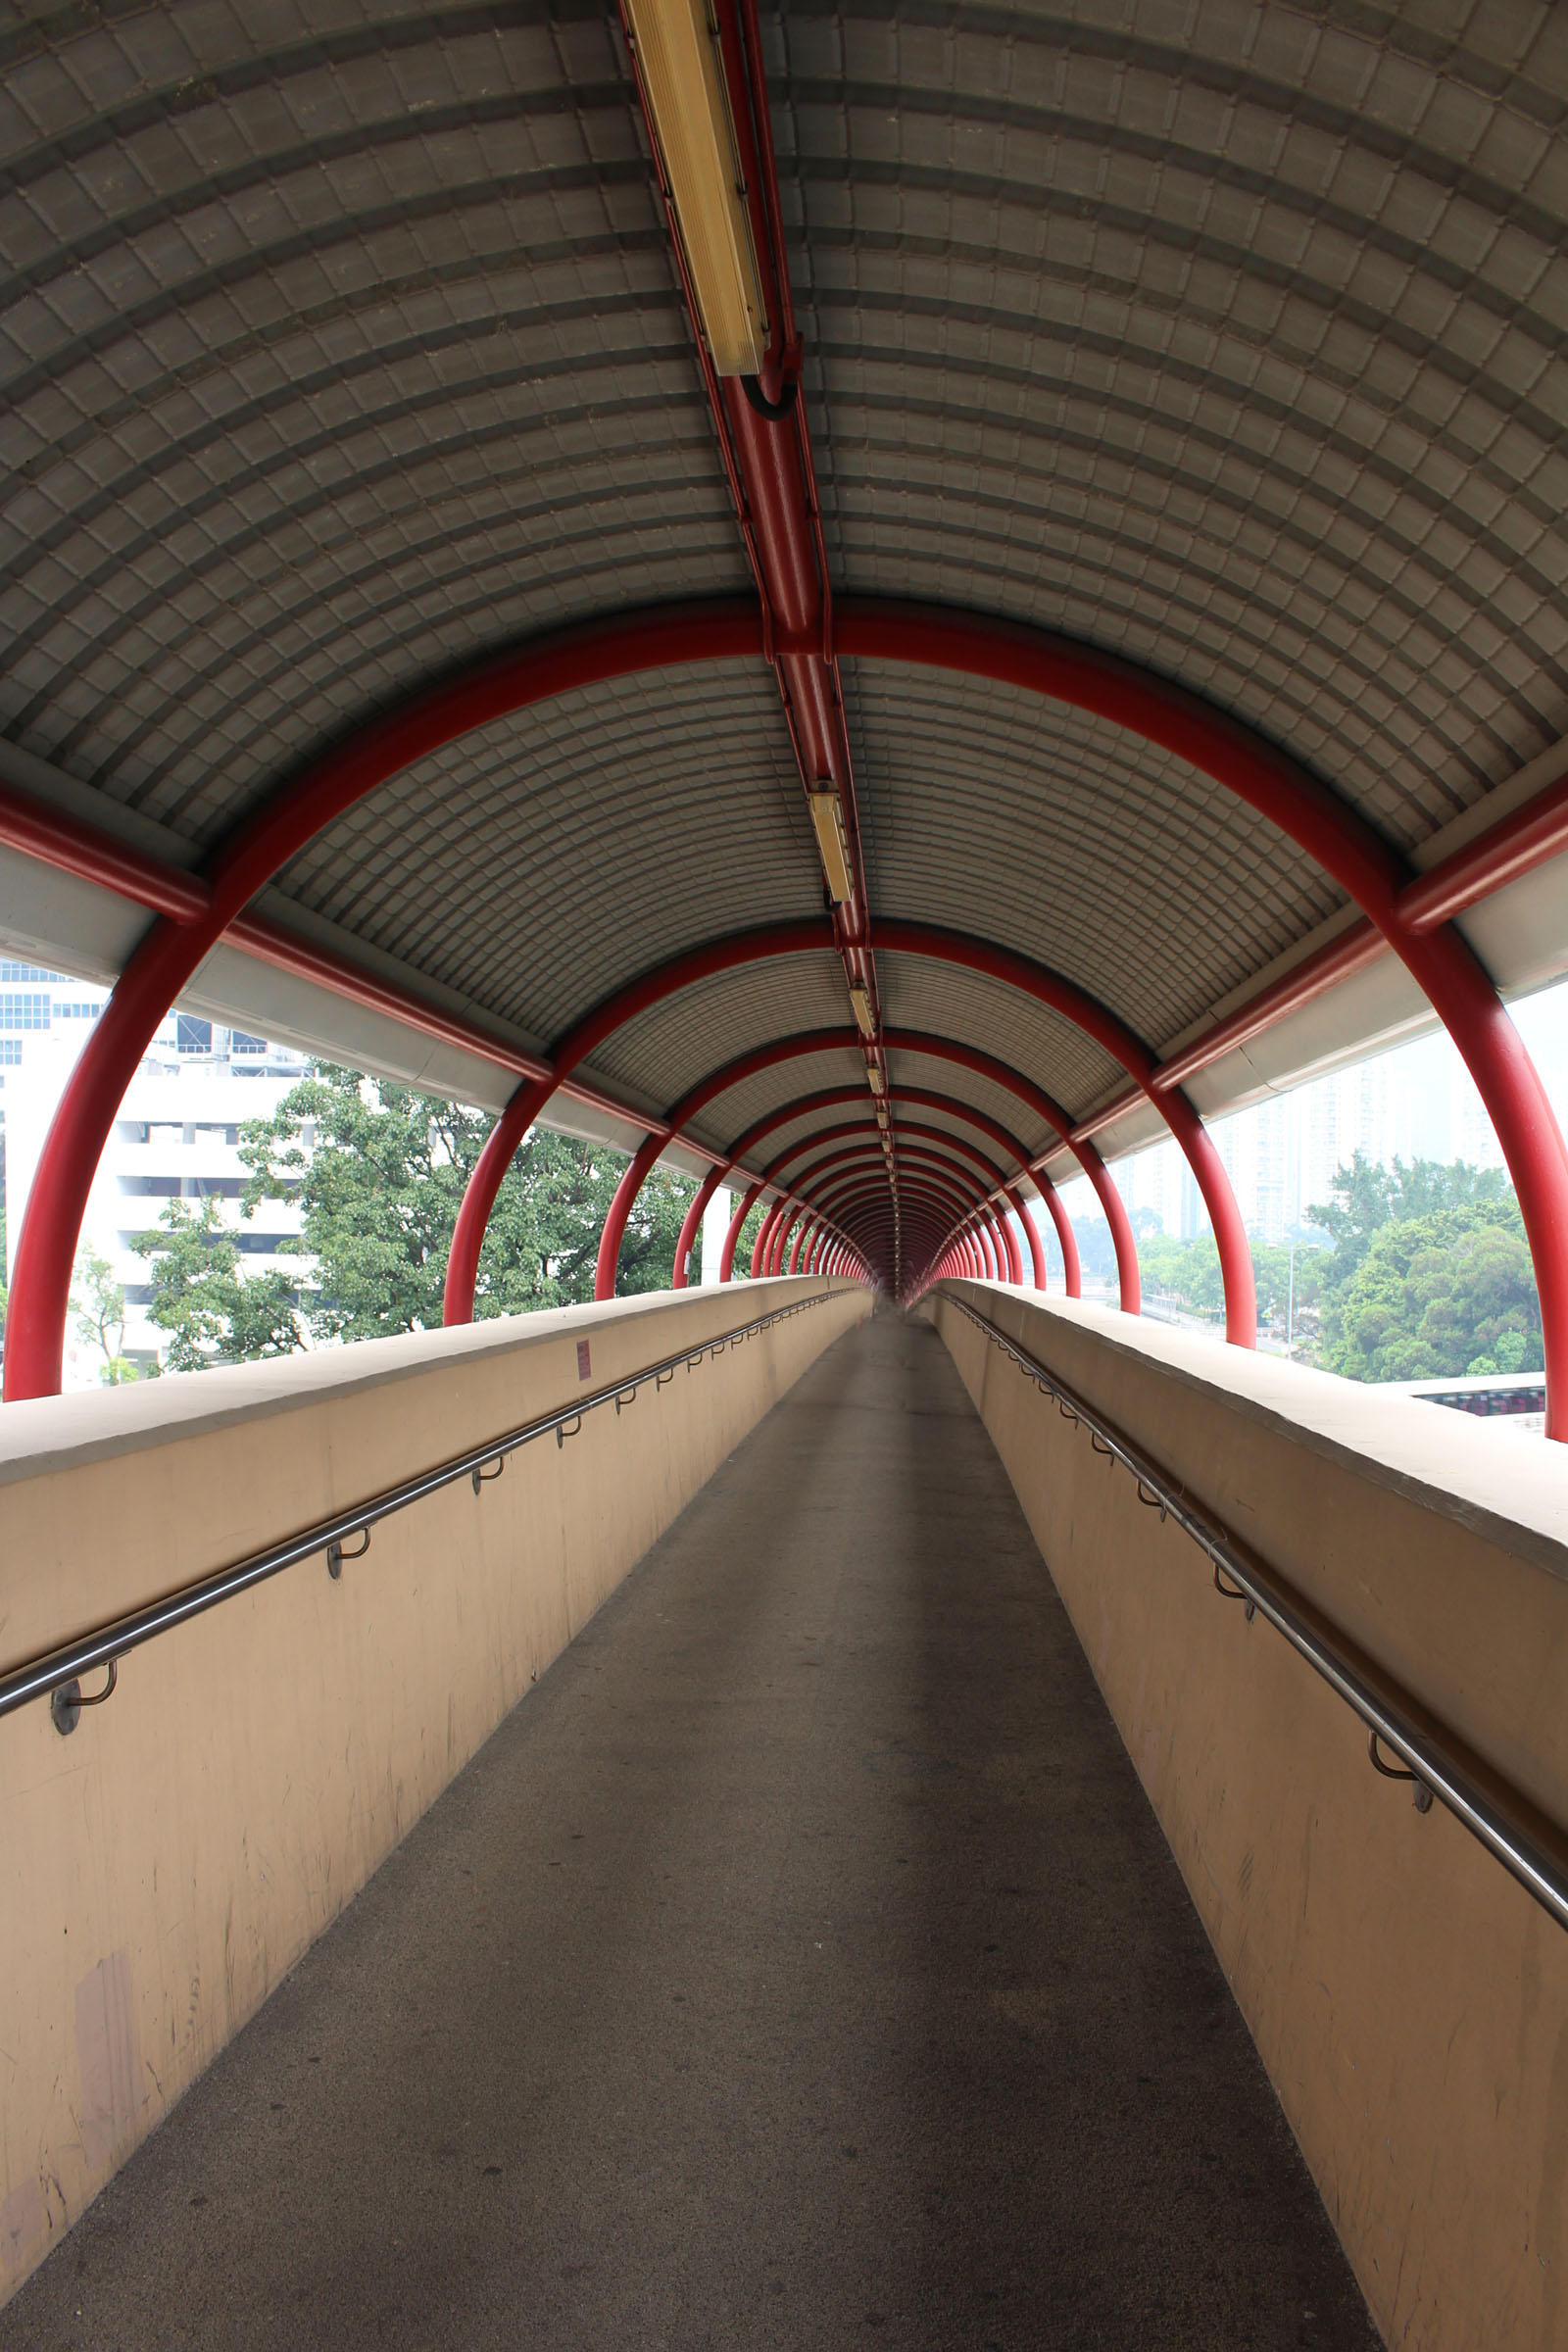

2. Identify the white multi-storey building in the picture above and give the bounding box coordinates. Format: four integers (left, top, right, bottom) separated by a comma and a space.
2, 964, 312, 1386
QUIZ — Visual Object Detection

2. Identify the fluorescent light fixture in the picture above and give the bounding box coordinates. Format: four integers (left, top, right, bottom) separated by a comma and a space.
849, 981, 875, 1038
623, 0, 768, 374
807, 783, 854, 905
867, 1065, 884, 1096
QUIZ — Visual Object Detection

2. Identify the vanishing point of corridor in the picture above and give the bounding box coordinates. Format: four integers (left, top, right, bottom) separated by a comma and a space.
1, 1313, 1375, 2350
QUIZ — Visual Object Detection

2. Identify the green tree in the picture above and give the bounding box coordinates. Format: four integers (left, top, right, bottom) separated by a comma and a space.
1308, 1153, 1513, 1295
70, 1247, 139, 1384
237, 1066, 698, 1344
131, 1197, 302, 1371
1323, 1206, 1542, 1383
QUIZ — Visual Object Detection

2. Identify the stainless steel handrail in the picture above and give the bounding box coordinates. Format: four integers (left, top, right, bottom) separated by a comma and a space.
945, 1290, 1568, 1935
0, 1286, 844, 1727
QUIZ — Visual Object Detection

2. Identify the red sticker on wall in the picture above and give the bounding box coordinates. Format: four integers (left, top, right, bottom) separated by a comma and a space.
576, 1339, 592, 1382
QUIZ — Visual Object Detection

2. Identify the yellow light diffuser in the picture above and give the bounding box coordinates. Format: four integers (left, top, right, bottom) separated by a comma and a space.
808, 784, 854, 905
623, 0, 767, 375
849, 981, 875, 1038
867, 1065, 884, 1095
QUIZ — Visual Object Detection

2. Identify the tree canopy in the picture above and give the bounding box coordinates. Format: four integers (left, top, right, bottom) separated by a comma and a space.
131, 1065, 701, 1368
1100, 1153, 1542, 1382
1309, 1154, 1541, 1382
131, 1197, 301, 1369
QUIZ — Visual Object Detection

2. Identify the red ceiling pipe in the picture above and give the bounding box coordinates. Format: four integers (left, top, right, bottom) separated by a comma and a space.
594, 1132, 665, 1302
789, 1219, 815, 1275
977, 1222, 1000, 1279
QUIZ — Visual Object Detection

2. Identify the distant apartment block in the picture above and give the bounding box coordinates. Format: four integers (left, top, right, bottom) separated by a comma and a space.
2, 966, 313, 1386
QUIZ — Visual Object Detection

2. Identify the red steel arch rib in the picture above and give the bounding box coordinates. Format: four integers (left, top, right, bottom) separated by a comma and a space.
672, 1083, 1057, 1290
838, 601, 1568, 1427
8, 598, 1563, 1427
588, 1026, 1137, 1304
761, 1122, 1040, 1282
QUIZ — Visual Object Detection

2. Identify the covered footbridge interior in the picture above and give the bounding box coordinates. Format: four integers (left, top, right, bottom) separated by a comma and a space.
4, 3, 1568, 2345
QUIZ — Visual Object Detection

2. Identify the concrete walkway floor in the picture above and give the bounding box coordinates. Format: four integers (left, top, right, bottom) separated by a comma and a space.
2, 1308, 1379, 2351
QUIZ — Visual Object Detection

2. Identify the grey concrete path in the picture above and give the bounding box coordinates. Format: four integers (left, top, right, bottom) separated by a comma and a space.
3, 1308, 1379, 2351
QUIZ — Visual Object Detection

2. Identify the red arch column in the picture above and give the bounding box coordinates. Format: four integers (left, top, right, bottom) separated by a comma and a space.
1033, 1175, 1081, 1296
671, 1162, 729, 1289
751, 1200, 785, 1278
991, 1208, 1023, 1283
767, 1203, 804, 1275
594, 1134, 664, 1302
720, 1182, 765, 1281
1003, 1187, 1047, 1287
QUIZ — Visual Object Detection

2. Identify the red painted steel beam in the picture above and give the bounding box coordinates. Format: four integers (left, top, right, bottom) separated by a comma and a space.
14, 590, 1564, 1404
808, 1162, 974, 1221
877, 920, 1250, 1340
751, 1199, 786, 1280
720, 1181, 765, 1282
838, 598, 1568, 1432
622, 0, 883, 1045
882, 1028, 1140, 1313
766, 1202, 804, 1277
448, 920, 840, 1319
594, 1131, 665, 1302
670, 1162, 726, 1290
815, 1177, 965, 1247
763, 1116, 1004, 1199
1151, 921, 1386, 1096
3, 600, 763, 1400
1398, 772, 1568, 933
5, 751, 1551, 1145
788, 1143, 988, 1222
772, 1121, 1046, 1282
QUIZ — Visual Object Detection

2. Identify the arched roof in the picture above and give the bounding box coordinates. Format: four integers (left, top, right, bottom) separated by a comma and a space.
4, 0, 1568, 1291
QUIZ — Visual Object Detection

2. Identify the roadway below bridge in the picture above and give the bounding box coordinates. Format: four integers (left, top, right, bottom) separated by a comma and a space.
1, 1307, 1377, 2350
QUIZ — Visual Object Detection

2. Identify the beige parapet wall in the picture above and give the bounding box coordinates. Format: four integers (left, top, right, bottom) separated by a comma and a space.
0, 1275, 869, 2306
921, 1279, 1568, 2352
